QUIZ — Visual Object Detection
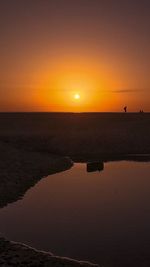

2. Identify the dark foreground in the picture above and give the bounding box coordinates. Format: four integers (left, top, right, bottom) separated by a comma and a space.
0, 237, 98, 267
1, 112, 150, 159
0, 112, 150, 266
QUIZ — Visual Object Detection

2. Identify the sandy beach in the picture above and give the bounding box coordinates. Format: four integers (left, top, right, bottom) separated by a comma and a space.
1, 113, 150, 159
1, 0, 150, 264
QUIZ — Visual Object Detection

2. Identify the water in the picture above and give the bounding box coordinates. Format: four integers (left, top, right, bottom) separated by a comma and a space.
0, 161, 150, 265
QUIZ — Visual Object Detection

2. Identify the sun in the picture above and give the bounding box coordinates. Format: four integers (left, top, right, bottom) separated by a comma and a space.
74, 93, 80, 100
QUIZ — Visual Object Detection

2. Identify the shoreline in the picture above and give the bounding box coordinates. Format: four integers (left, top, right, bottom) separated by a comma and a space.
72, 153, 150, 163
0, 141, 73, 209
0, 237, 98, 267
0, 141, 94, 266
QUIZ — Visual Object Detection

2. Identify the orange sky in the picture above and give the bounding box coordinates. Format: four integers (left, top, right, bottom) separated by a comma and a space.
0, 0, 150, 112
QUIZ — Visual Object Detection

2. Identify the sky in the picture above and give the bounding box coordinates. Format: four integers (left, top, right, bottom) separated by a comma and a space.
0, 0, 150, 112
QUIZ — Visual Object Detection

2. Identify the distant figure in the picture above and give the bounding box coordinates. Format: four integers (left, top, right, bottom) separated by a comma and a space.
124, 106, 127, 113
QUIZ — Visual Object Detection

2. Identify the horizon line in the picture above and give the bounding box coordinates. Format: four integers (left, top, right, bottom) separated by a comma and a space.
0, 111, 149, 114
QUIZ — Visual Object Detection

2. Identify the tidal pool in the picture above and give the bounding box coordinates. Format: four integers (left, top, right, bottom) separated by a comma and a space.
0, 161, 150, 265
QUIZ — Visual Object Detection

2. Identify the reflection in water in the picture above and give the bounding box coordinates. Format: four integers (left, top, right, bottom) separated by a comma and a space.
0, 162, 150, 265
87, 162, 104, 172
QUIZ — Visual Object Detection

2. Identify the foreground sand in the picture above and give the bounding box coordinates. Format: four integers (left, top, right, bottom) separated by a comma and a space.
0, 237, 98, 267
1, 113, 150, 159
0, 141, 72, 208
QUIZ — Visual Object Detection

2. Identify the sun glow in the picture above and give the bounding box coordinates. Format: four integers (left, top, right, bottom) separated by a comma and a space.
33, 55, 125, 112
74, 93, 80, 100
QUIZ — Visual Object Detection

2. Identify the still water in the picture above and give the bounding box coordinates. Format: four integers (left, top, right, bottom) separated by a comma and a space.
0, 161, 150, 264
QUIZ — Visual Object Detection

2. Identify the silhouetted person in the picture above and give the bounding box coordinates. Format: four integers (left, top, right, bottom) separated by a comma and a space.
124, 106, 127, 113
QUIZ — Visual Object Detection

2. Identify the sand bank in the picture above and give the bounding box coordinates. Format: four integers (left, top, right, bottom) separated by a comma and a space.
0, 141, 73, 208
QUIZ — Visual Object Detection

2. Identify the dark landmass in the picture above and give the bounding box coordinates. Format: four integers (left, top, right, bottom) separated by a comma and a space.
0, 113, 150, 159
0, 141, 72, 209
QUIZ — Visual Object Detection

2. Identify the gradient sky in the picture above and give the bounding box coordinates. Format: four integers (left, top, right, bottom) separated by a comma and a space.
0, 0, 150, 112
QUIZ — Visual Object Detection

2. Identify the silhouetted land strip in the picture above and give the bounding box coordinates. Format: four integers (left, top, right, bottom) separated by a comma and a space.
73, 153, 150, 163
86, 154, 150, 173
0, 113, 150, 158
